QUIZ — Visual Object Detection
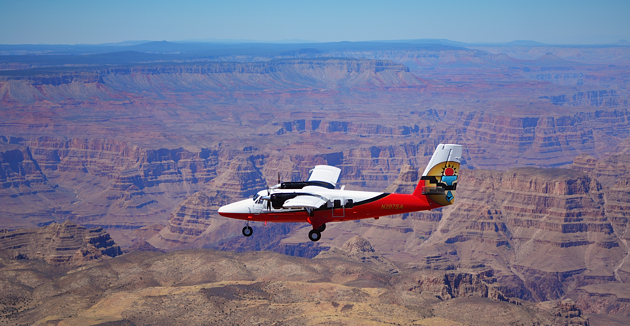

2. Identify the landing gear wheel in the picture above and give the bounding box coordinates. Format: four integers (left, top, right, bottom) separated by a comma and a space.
317, 224, 326, 232
308, 230, 321, 242
242, 226, 253, 237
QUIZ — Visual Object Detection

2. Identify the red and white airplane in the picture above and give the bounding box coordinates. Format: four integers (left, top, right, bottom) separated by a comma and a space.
219, 144, 463, 242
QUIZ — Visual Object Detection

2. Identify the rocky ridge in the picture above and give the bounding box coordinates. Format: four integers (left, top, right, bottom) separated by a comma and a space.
143, 159, 630, 316
306, 163, 629, 314
314, 235, 400, 274
5, 103, 627, 216
2, 132, 629, 313
0, 59, 420, 101
423, 167, 624, 301
0, 235, 589, 326
0, 43, 628, 322
0, 220, 121, 265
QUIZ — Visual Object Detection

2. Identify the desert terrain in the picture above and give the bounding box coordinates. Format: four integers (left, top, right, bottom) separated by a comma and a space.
1, 41, 629, 325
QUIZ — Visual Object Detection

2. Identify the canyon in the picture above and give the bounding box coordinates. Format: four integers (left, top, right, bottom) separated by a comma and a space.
0, 41, 629, 324
0, 235, 590, 325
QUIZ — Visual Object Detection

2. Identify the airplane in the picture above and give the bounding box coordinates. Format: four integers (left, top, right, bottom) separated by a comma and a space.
218, 144, 463, 242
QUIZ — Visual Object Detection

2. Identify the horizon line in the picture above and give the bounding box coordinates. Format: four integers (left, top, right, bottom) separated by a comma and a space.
1, 38, 629, 47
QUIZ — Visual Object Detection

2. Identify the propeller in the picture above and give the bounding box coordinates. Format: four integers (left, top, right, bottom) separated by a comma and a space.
262, 177, 273, 210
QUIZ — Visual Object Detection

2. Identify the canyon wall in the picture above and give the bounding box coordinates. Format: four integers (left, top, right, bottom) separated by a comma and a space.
0, 220, 121, 265
0, 48, 628, 320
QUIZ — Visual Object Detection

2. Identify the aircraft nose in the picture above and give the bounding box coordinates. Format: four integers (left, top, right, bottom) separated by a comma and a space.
218, 199, 252, 216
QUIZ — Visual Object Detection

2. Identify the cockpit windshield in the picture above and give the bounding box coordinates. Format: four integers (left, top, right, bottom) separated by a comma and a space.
253, 194, 260, 201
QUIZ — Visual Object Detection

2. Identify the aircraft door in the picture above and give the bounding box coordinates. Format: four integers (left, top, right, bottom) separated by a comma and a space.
331, 197, 345, 218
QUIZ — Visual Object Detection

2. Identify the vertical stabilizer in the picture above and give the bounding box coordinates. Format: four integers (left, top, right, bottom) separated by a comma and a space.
413, 144, 463, 206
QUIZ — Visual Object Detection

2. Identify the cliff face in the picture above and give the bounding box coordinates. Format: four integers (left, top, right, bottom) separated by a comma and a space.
2, 58, 629, 182
0, 221, 121, 265
2, 136, 628, 307
269, 109, 630, 173
27, 137, 219, 187
572, 153, 630, 186
304, 163, 627, 310
0, 146, 46, 188
137, 160, 630, 311
0, 143, 77, 229
6, 132, 628, 305
146, 157, 268, 249
574, 283, 630, 316
314, 236, 399, 274
0, 45, 628, 322
0, 59, 418, 102
0, 137, 222, 229
419, 167, 625, 301
1, 246, 579, 326
571, 153, 630, 287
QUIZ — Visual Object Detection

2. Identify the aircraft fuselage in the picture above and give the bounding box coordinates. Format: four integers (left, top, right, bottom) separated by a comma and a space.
218, 188, 439, 228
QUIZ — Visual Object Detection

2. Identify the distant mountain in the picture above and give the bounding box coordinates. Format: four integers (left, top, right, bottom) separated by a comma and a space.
534, 53, 575, 65
97, 40, 155, 46
178, 38, 318, 44
3, 39, 627, 57
503, 40, 546, 46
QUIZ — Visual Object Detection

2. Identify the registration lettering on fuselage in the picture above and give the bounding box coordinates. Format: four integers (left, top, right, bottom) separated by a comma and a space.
381, 204, 403, 210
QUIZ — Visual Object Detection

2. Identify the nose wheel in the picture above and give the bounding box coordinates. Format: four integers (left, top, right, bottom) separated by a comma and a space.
308, 229, 321, 242
242, 226, 253, 237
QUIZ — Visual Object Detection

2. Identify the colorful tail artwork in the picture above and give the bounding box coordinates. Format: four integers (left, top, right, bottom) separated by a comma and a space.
413, 144, 463, 206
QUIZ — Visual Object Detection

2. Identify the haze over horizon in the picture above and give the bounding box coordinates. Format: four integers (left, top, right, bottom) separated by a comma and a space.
1, 0, 629, 45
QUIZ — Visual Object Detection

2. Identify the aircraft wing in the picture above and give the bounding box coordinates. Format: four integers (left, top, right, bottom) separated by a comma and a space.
307, 165, 341, 187
282, 195, 327, 209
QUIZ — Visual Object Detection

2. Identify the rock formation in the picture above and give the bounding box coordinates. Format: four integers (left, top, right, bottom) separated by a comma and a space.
150, 191, 231, 249
149, 158, 267, 249
409, 267, 510, 302
413, 167, 626, 301
1, 43, 629, 321
309, 164, 628, 312
0, 221, 121, 265
315, 236, 399, 274
0, 248, 577, 325
571, 153, 630, 283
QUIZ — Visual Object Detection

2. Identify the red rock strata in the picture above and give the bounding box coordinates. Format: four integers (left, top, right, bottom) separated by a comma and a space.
316, 164, 628, 307
0, 221, 121, 265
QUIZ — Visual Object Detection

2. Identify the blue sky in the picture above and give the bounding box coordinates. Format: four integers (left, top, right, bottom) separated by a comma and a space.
1, 0, 628, 44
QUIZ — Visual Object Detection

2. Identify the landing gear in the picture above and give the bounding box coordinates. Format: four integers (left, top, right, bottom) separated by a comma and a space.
308, 229, 321, 242
242, 226, 253, 237
317, 223, 326, 232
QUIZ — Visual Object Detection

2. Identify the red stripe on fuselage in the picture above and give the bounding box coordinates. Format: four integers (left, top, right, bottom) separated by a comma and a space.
219, 193, 440, 227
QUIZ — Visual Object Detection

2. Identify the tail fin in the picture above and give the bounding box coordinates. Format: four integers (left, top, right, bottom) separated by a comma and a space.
413, 144, 463, 206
